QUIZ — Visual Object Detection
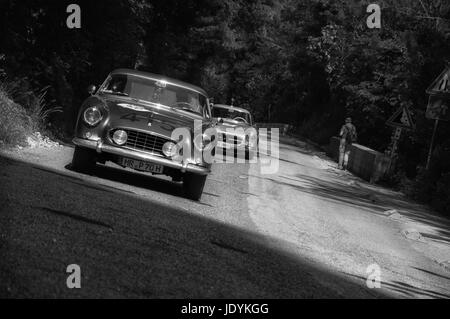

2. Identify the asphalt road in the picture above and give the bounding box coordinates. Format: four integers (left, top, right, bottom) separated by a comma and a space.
0, 136, 449, 298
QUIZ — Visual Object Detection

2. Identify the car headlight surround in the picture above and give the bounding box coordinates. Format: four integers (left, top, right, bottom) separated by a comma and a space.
246, 134, 257, 147
83, 106, 103, 127
245, 131, 258, 148
112, 130, 128, 146
162, 141, 179, 158
193, 133, 214, 151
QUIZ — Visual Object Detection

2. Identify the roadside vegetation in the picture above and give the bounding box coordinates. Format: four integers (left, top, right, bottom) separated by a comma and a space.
0, 83, 32, 147
0, 0, 449, 214
0, 80, 61, 148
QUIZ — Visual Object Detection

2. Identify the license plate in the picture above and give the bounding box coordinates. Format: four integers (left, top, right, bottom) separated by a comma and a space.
217, 141, 231, 149
120, 158, 164, 174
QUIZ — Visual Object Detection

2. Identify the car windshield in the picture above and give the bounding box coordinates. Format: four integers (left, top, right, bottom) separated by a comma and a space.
212, 107, 251, 124
101, 74, 209, 116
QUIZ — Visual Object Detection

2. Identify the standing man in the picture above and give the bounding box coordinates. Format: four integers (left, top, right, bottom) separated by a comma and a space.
338, 117, 357, 170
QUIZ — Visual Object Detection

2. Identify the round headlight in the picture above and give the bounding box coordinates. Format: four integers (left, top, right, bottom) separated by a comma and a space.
162, 142, 178, 157
112, 130, 128, 145
83, 106, 103, 127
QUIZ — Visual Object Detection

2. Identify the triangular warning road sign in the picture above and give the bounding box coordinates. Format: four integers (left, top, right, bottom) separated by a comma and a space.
427, 67, 450, 96
386, 106, 415, 130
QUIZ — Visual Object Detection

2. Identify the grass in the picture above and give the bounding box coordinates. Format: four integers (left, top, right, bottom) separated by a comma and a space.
0, 81, 62, 148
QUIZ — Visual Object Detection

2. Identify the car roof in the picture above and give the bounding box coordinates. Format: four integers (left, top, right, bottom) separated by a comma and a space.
110, 69, 208, 96
212, 104, 250, 114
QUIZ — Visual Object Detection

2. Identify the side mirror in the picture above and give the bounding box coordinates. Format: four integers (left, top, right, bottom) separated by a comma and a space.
218, 117, 224, 124
87, 85, 97, 95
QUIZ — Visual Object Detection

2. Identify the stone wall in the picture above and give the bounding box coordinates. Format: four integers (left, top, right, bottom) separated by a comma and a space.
327, 137, 391, 183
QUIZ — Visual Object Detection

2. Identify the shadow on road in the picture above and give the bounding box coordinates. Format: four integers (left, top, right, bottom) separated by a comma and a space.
0, 154, 390, 298
345, 274, 450, 299
65, 162, 186, 199
250, 170, 450, 247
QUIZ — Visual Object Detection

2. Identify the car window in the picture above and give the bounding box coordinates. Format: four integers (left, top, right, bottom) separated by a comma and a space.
102, 74, 209, 117
212, 107, 250, 123
128, 81, 156, 101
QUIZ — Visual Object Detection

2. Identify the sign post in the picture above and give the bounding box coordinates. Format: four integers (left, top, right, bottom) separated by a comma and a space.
385, 106, 415, 161
425, 66, 450, 170
426, 119, 439, 170
390, 127, 403, 156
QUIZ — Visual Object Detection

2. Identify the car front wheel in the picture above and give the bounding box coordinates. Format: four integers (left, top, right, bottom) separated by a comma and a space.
183, 173, 207, 201
72, 146, 96, 172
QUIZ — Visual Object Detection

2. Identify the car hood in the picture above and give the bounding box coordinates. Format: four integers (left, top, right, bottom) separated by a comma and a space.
101, 95, 208, 139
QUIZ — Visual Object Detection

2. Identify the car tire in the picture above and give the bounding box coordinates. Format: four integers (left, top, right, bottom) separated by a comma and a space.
72, 146, 96, 172
183, 173, 207, 201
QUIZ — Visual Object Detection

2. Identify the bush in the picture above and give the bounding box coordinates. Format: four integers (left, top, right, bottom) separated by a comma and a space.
0, 84, 32, 147
297, 113, 339, 145
406, 164, 450, 217
408, 167, 434, 202
0, 81, 61, 148
433, 173, 450, 214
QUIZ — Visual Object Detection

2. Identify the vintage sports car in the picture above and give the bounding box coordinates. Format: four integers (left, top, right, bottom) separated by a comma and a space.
211, 104, 258, 159
72, 69, 215, 200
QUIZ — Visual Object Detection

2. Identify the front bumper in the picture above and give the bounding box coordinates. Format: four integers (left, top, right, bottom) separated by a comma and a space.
73, 138, 210, 175
216, 141, 256, 153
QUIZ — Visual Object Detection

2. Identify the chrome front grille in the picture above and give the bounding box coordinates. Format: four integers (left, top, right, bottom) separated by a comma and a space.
218, 133, 242, 147
111, 129, 170, 155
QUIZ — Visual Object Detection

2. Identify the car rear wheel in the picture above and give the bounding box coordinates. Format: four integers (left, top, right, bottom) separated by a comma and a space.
72, 146, 96, 172
183, 173, 207, 201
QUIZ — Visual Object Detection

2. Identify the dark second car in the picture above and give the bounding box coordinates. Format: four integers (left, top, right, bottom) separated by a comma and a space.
72, 69, 215, 200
